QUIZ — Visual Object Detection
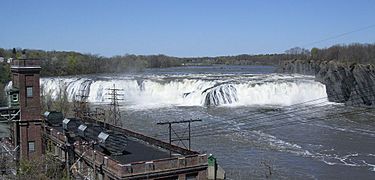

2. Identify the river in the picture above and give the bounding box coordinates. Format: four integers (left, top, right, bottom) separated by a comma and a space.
12, 65, 375, 179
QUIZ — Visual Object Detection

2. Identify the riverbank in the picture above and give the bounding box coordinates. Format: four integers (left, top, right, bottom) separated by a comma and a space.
278, 60, 375, 106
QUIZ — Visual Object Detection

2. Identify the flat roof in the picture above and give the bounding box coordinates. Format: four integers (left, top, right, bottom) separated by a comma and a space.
49, 118, 171, 164
112, 136, 170, 164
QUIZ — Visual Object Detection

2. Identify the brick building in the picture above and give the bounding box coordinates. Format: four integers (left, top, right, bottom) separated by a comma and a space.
9, 58, 43, 160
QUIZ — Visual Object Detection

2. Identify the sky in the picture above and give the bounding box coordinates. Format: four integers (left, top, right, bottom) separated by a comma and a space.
0, 0, 375, 57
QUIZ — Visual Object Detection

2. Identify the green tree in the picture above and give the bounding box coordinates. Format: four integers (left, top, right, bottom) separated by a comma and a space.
67, 54, 78, 75
54, 81, 71, 116
311, 47, 319, 60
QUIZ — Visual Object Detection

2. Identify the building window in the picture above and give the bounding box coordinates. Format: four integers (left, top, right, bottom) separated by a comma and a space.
26, 87, 33, 97
28, 141, 35, 152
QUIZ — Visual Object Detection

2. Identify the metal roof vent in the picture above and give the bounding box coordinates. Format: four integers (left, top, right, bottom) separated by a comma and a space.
98, 132, 109, 144
44, 111, 64, 127
62, 118, 71, 130
43, 111, 50, 118
78, 124, 88, 137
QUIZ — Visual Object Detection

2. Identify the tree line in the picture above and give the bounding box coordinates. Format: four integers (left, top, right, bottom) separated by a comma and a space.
0, 48, 183, 76
0, 43, 373, 77
1, 43, 375, 105
0, 63, 10, 106
309, 43, 375, 64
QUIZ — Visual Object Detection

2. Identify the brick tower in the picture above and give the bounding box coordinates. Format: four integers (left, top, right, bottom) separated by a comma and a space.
10, 57, 42, 159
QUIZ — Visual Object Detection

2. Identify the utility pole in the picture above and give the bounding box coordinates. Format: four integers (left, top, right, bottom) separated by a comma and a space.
64, 135, 70, 179
157, 119, 202, 156
92, 141, 96, 180
188, 121, 191, 150
169, 123, 172, 156
106, 84, 124, 127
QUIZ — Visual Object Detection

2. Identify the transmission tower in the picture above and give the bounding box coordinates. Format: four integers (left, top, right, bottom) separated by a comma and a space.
73, 89, 90, 121
93, 107, 106, 124
106, 84, 124, 127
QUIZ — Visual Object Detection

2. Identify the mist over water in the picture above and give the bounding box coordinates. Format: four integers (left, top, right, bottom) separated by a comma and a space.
39, 66, 375, 179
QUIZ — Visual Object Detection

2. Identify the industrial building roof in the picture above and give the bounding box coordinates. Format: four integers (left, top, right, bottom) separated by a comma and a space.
45, 111, 170, 164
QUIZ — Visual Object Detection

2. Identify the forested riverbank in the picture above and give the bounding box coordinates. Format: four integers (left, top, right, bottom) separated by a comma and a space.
277, 44, 375, 106
1, 43, 375, 106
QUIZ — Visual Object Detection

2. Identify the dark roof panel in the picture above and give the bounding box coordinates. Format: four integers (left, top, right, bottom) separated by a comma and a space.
44, 111, 64, 127
49, 115, 171, 164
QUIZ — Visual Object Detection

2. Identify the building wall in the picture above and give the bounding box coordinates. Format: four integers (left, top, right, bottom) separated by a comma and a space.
43, 127, 209, 180
11, 65, 42, 159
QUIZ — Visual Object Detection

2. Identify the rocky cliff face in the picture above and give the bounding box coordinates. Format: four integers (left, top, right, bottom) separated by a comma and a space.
279, 60, 375, 106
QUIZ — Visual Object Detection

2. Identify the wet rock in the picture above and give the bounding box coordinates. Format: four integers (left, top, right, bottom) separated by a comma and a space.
203, 84, 238, 106
279, 60, 375, 106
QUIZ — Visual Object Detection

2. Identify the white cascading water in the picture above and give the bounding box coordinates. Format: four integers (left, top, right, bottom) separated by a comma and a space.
39, 74, 328, 108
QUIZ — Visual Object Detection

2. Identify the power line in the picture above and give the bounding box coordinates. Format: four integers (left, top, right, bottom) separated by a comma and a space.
160, 81, 366, 138
184, 92, 375, 139
148, 24, 375, 148
163, 101, 375, 141
157, 99, 326, 139
199, 83, 375, 130
185, 92, 375, 139
187, 106, 375, 139
154, 96, 329, 138
301, 24, 375, 48
155, 83, 375, 141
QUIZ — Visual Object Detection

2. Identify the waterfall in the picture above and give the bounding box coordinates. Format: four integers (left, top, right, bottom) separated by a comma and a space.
203, 84, 238, 106
39, 74, 328, 108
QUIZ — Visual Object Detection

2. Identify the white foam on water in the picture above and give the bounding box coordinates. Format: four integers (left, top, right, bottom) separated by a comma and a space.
230, 129, 314, 157
251, 130, 314, 156
39, 74, 329, 109
316, 152, 368, 168
312, 124, 375, 137
362, 160, 375, 172
234, 81, 327, 106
